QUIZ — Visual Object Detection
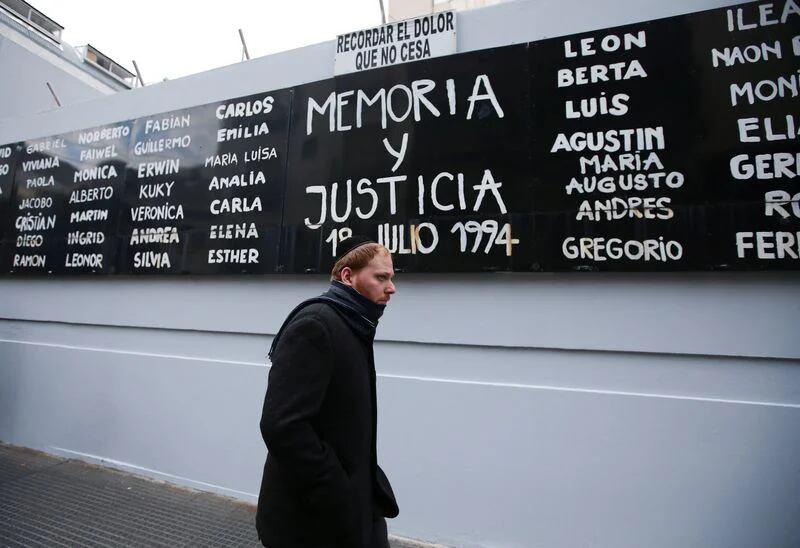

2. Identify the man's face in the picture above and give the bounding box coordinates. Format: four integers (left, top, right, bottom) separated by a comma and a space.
342, 252, 396, 305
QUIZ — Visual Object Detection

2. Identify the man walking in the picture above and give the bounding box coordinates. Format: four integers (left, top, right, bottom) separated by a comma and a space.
256, 237, 399, 548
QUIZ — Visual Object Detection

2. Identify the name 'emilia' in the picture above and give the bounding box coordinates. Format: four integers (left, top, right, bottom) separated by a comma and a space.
217, 122, 269, 143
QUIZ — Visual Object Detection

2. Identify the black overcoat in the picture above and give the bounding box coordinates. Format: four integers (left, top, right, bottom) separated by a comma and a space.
256, 302, 399, 548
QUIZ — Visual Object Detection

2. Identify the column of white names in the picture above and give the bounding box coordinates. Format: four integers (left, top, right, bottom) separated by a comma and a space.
552, 28, 687, 265
128, 113, 192, 271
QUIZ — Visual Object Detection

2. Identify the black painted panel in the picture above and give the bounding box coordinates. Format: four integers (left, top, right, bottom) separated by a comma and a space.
281, 44, 532, 273
0, 142, 22, 274
116, 90, 291, 274
6, 123, 131, 275
689, 3, 800, 268
0, 1, 796, 275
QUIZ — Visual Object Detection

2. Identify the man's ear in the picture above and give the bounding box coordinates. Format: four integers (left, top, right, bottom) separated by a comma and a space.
340, 266, 353, 286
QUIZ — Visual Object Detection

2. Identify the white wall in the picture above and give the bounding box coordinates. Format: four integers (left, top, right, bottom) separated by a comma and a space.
0, 24, 120, 120
2, 1, 799, 547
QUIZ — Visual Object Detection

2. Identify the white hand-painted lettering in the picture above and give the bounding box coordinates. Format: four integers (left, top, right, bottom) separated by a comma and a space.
382, 133, 409, 172
564, 31, 646, 58
736, 231, 800, 259
466, 75, 504, 120
726, 1, 800, 32
765, 190, 800, 219
557, 60, 647, 87
712, 40, 782, 68
730, 152, 799, 179
737, 114, 799, 142
566, 173, 684, 195
562, 237, 683, 262
729, 70, 799, 106
565, 93, 629, 119
307, 74, 503, 135
145, 114, 191, 134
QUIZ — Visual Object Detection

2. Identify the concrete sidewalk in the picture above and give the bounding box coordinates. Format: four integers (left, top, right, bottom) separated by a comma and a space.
0, 443, 428, 548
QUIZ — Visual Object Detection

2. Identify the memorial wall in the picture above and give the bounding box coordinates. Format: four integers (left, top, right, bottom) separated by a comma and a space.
1, 1, 797, 274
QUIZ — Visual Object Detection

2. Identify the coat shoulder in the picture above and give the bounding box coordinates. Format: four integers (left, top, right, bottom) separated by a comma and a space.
295, 301, 335, 319
291, 302, 344, 332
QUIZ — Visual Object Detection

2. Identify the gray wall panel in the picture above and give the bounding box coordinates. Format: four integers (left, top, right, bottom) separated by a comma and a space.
1, 273, 798, 359
1, 319, 798, 547
0, 333, 267, 500
0, 36, 114, 120
378, 339, 800, 408
0, 319, 270, 366
379, 376, 800, 548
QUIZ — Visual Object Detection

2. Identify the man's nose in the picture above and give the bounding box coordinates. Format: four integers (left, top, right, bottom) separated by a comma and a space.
387, 281, 396, 293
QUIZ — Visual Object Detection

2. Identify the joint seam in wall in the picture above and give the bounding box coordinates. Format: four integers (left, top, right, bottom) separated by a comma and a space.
2, 339, 799, 408
1, 316, 797, 361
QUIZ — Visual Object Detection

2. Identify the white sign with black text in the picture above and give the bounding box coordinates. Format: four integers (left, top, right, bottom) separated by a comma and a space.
334, 11, 457, 76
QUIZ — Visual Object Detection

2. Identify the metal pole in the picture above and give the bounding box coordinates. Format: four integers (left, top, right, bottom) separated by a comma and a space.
45, 82, 61, 107
378, 0, 386, 24
132, 60, 145, 87
239, 29, 250, 61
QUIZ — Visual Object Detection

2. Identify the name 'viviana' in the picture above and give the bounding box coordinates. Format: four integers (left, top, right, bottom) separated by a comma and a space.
22, 157, 59, 172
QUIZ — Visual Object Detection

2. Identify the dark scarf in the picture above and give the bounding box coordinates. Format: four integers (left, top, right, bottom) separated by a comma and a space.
268, 281, 385, 358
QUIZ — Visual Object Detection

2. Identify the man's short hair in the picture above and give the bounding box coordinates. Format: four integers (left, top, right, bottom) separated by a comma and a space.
331, 243, 390, 281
